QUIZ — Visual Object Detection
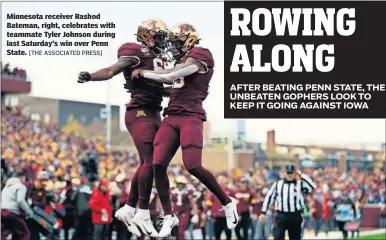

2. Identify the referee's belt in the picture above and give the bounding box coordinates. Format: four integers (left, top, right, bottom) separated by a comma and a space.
277, 211, 302, 215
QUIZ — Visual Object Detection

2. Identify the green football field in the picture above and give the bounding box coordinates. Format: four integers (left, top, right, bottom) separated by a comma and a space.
352, 233, 386, 240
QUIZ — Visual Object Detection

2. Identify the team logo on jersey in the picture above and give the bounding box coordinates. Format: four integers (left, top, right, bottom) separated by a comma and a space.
136, 110, 146, 117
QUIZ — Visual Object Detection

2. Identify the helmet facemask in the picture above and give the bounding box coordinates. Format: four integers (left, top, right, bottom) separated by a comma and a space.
136, 27, 168, 55
168, 31, 200, 60
168, 35, 186, 60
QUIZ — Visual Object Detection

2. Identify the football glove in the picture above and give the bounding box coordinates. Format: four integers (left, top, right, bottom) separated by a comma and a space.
78, 71, 91, 83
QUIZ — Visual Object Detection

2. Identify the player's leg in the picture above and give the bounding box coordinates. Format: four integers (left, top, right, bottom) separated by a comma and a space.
135, 109, 161, 210
124, 109, 144, 208
177, 213, 191, 240
115, 108, 155, 237
135, 117, 180, 238
179, 117, 238, 229
153, 122, 180, 214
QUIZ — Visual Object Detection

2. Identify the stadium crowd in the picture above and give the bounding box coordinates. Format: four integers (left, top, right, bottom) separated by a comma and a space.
1, 62, 27, 81
1, 106, 385, 240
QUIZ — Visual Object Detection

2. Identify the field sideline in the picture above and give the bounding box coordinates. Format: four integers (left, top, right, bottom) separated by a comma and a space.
302, 228, 385, 240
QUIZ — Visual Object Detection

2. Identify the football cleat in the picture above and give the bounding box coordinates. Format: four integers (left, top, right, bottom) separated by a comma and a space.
222, 197, 239, 229
133, 212, 159, 238
114, 205, 141, 237
158, 214, 179, 238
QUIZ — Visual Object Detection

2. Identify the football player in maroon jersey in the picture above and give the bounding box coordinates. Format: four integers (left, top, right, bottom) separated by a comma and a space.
205, 175, 234, 240
132, 23, 239, 237
170, 176, 198, 240
77, 19, 170, 238
234, 177, 257, 240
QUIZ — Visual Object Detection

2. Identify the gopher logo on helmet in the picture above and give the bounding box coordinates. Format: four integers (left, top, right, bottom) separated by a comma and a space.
179, 24, 196, 35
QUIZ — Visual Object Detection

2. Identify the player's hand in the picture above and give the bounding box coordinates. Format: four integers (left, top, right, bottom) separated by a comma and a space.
252, 214, 258, 221
132, 69, 144, 79
78, 71, 91, 83
259, 213, 266, 223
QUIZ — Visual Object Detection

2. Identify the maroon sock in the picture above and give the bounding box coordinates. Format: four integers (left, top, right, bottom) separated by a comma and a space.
138, 162, 153, 209
153, 165, 173, 215
126, 165, 142, 207
188, 165, 231, 205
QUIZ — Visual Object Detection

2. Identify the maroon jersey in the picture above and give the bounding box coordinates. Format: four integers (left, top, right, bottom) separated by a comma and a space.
235, 190, 256, 214
118, 42, 165, 111
164, 47, 214, 121
192, 186, 205, 211
207, 188, 233, 218
171, 188, 193, 215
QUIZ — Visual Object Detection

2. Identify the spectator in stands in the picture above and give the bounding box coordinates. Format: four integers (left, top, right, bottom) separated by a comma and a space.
206, 175, 234, 240
72, 177, 94, 240
310, 196, 323, 237
301, 200, 311, 238
380, 204, 386, 228
2, 62, 11, 74
1, 171, 33, 240
351, 199, 362, 238
254, 188, 272, 240
323, 199, 335, 236
61, 180, 76, 240
27, 171, 49, 240
114, 175, 132, 240
88, 178, 113, 240
44, 192, 66, 240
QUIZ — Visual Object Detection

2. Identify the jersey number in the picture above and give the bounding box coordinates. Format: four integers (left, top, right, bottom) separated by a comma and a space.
153, 58, 165, 71
177, 194, 183, 206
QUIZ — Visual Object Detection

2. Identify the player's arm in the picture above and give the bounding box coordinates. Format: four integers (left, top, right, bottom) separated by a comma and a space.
78, 57, 138, 83
161, 86, 172, 97
134, 57, 204, 84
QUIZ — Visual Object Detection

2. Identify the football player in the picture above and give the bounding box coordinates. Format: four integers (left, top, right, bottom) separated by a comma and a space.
132, 23, 238, 238
171, 176, 198, 240
77, 19, 170, 238
205, 175, 234, 240
234, 177, 257, 240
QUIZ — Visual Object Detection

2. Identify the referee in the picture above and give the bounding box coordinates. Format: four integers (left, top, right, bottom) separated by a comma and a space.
259, 163, 316, 240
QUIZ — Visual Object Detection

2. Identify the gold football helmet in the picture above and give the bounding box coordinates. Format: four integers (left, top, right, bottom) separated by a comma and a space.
136, 19, 169, 53
168, 23, 200, 58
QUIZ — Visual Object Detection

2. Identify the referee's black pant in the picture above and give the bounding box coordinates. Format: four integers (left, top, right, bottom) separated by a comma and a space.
272, 212, 303, 240
235, 211, 250, 240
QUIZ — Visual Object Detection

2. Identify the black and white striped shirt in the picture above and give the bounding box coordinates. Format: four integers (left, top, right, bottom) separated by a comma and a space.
261, 173, 316, 214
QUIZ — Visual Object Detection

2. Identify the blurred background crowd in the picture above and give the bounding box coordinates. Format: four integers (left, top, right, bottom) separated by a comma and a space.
1, 62, 27, 81
1, 106, 385, 240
